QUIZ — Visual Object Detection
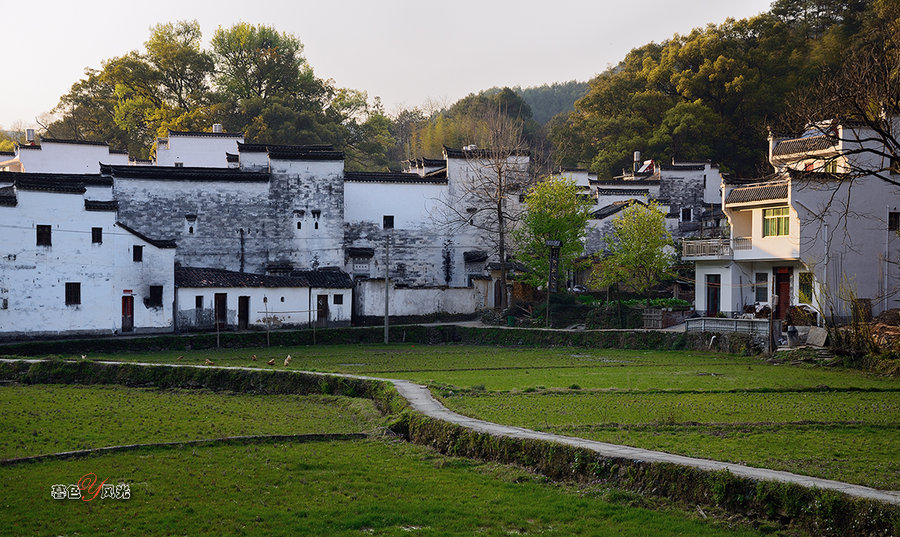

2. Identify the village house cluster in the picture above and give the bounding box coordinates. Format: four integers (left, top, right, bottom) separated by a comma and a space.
0, 121, 897, 338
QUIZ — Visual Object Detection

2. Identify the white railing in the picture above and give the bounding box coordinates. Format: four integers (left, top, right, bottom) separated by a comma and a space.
686, 317, 777, 336
732, 237, 752, 250
682, 239, 732, 258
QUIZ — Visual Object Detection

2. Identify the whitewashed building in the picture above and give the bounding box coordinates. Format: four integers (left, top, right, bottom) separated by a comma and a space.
0, 173, 175, 338
686, 124, 900, 321
0, 137, 129, 174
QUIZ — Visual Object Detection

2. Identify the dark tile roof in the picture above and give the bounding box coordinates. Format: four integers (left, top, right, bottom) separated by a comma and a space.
725, 181, 789, 204
347, 247, 375, 259
40, 137, 109, 147
176, 266, 308, 288
463, 250, 488, 262
486, 261, 527, 273
108, 149, 129, 155
116, 221, 177, 249
344, 171, 447, 184
592, 178, 660, 186
772, 135, 836, 157
0, 150, 14, 157
16, 143, 41, 150
225, 152, 239, 163
597, 188, 649, 196
443, 145, 530, 159
290, 269, 353, 289
101, 164, 269, 182
267, 148, 344, 161
238, 142, 334, 153
0, 185, 16, 206
591, 199, 646, 220
659, 164, 706, 171
14, 176, 86, 194
786, 168, 850, 181
84, 199, 118, 212
423, 168, 448, 179
405, 157, 446, 167
2, 171, 109, 187
168, 130, 243, 138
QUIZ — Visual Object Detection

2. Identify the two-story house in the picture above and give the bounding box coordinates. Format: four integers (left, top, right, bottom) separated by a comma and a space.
687, 123, 900, 322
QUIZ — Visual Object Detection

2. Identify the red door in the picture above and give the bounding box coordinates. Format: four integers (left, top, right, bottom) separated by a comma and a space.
121, 296, 134, 333
774, 268, 791, 319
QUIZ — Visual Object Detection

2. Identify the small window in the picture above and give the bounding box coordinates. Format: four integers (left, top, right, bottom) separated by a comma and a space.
681, 208, 692, 222
147, 285, 163, 307
889, 212, 900, 231
333, 294, 343, 305
195, 296, 203, 309
280, 297, 285, 302
383, 215, 394, 229
799, 272, 813, 305
763, 207, 789, 237
65, 282, 81, 305
824, 160, 838, 173
133, 245, 143, 262
188, 226, 194, 234
297, 221, 301, 229
36, 225, 51, 246
314, 221, 319, 230
91, 227, 102, 244
754, 273, 768, 303
174, 162, 184, 168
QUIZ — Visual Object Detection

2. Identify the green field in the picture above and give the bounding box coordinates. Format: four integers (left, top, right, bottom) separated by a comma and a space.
61, 343, 899, 489
1, 441, 765, 536
0, 384, 381, 459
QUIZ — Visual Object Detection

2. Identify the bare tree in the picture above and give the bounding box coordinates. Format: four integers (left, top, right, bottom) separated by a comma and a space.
436, 110, 532, 309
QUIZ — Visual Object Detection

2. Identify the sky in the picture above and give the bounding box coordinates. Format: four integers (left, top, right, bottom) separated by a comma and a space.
1, 0, 775, 129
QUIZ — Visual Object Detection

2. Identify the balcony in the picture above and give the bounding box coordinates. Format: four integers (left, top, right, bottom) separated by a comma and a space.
682, 238, 732, 259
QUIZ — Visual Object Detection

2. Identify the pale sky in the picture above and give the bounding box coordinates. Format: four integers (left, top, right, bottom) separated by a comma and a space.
1, 0, 774, 129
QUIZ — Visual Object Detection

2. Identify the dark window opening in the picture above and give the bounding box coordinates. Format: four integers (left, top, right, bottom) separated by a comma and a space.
133, 245, 143, 262
36, 225, 51, 246
65, 282, 81, 305
195, 296, 203, 309
681, 208, 692, 222
297, 221, 301, 229
314, 221, 319, 230
147, 285, 163, 307
280, 297, 285, 302
189, 226, 194, 234
91, 227, 102, 244
383, 215, 394, 229
174, 162, 183, 167
333, 294, 343, 305
889, 212, 900, 231
755, 273, 768, 303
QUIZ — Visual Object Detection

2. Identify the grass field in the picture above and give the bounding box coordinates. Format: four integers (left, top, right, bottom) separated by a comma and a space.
58, 343, 899, 490
1, 440, 766, 536
0, 384, 381, 459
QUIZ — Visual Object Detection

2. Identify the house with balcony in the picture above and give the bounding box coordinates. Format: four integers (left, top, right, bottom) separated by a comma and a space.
686, 123, 900, 322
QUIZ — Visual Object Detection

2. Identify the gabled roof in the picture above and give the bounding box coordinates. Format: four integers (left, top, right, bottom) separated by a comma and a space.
176, 266, 307, 288
772, 135, 837, 157
116, 221, 177, 249
443, 145, 530, 159
290, 269, 353, 289
84, 199, 118, 212
344, 171, 447, 184
238, 142, 334, 153
168, 130, 243, 138
101, 164, 269, 182
725, 181, 789, 204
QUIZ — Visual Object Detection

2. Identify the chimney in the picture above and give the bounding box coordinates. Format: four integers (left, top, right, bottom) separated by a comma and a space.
25, 129, 35, 143
633, 151, 641, 173
212, 123, 223, 133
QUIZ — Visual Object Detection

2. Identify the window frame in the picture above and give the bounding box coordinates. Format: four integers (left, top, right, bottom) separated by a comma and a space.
36, 224, 52, 246
91, 227, 103, 244
133, 245, 143, 262
762, 207, 790, 237
754, 273, 768, 303
65, 282, 81, 306
333, 294, 343, 305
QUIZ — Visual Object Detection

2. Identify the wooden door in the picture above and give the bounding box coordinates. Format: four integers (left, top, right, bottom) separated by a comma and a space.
121, 296, 134, 333
774, 269, 791, 319
316, 294, 328, 327
705, 274, 720, 316
238, 296, 250, 330
214, 293, 227, 330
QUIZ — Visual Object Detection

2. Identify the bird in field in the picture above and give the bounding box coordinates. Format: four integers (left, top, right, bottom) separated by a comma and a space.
177, 356, 184, 361
266, 358, 276, 365
80, 354, 87, 360
284, 355, 292, 366
251, 354, 257, 361
204, 358, 215, 366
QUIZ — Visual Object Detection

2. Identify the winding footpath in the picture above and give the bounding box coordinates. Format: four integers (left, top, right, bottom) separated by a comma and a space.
6, 359, 900, 506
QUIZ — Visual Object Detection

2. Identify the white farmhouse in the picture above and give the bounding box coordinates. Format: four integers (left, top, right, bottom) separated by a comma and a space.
0, 173, 175, 338
686, 123, 900, 322
0, 137, 129, 174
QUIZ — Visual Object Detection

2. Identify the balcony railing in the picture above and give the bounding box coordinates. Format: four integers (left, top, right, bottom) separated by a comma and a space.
682, 238, 732, 258
733, 237, 752, 250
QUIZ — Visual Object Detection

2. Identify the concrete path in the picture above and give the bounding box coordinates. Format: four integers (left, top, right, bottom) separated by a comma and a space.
4, 359, 899, 505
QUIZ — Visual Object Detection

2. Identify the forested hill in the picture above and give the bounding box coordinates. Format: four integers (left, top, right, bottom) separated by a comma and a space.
484, 82, 589, 125
549, 0, 896, 178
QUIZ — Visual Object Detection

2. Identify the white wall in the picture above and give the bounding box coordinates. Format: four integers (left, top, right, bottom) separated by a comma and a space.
0, 187, 174, 337
344, 181, 446, 228
156, 133, 243, 168
355, 280, 483, 317
11, 141, 129, 173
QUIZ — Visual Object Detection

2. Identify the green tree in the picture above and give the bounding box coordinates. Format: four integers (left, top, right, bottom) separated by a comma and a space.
513, 177, 593, 288
144, 20, 214, 110
589, 201, 674, 301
